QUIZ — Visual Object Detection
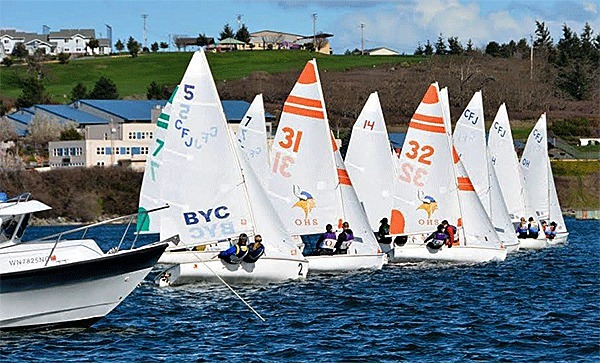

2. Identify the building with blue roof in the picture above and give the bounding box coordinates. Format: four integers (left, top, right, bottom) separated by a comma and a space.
35, 104, 108, 126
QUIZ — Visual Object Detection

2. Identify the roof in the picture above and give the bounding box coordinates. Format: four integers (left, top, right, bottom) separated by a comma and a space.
218, 37, 246, 45
221, 100, 275, 122
6, 109, 35, 125
367, 47, 399, 54
48, 29, 95, 39
76, 100, 166, 122
0, 200, 52, 216
35, 104, 107, 125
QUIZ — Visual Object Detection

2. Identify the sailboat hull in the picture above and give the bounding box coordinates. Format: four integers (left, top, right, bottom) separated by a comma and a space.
548, 232, 569, 246
385, 243, 507, 263
156, 256, 308, 286
504, 240, 521, 253
518, 238, 550, 250
305, 253, 386, 273
0, 243, 167, 330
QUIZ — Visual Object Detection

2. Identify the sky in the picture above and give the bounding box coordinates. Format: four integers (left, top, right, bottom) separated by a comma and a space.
1, 0, 599, 54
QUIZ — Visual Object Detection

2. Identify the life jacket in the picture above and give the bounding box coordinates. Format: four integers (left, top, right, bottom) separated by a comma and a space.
339, 230, 354, 250
319, 231, 337, 250
545, 229, 556, 239
516, 224, 528, 234
427, 231, 447, 250
243, 244, 265, 263
446, 225, 459, 243
528, 223, 539, 234
228, 245, 248, 264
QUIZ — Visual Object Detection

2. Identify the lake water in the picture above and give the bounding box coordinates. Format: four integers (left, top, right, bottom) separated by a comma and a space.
1, 218, 598, 362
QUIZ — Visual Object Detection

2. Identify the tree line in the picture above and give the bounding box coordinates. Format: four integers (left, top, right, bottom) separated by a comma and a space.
414, 21, 600, 101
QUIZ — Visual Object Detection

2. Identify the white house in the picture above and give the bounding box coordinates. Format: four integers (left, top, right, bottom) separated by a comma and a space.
579, 138, 600, 146
366, 47, 400, 56
0, 28, 110, 56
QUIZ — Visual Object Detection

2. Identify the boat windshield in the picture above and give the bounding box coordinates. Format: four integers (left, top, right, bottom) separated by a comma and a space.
0, 214, 30, 242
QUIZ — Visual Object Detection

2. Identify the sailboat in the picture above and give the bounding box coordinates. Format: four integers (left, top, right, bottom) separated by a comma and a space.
520, 114, 569, 245
345, 92, 396, 232
487, 105, 549, 250
388, 83, 507, 263
452, 91, 520, 252
137, 50, 307, 286
267, 59, 386, 272
236, 94, 270, 184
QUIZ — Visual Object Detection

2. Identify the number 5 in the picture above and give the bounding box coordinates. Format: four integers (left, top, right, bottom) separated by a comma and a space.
183, 84, 195, 100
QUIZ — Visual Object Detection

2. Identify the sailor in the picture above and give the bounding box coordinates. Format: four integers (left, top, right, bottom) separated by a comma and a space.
335, 222, 354, 254
527, 217, 540, 239
424, 224, 448, 250
377, 218, 392, 244
218, 233, 249, 264
243, 234, 265, 263
316, 224, 337, 255
441, 220, 458, 247
545, 222, 557, 240
516, 217, 529, 239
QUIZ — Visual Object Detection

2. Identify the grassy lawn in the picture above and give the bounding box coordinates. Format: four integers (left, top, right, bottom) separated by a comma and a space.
0, 51, 422, 102
551, 160, 600, 176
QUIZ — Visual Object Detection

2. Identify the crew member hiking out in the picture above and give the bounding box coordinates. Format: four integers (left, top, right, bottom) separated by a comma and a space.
316, 224, 337, 255
423, 224, 448, 250
516, 217, 528, 239
218, 233, 249, 264
441, 220, 458, 247
243, 234, 265, 263
335, 222, 354, 254
527, 217, 539, 239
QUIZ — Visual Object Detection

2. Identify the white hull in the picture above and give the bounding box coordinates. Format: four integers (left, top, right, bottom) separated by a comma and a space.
518, 238, 550, 250
305, 253, 386, 273
504, 240, 521, 253
156, 256, 308, 286
1, 267, 151, 329
547, 232, 569, 246
386, 243, 507, 263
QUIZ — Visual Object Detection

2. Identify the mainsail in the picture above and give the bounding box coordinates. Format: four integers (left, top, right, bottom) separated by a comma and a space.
236, 94, 270, 184
345, 92, 396, 231
521, 114, 550, 222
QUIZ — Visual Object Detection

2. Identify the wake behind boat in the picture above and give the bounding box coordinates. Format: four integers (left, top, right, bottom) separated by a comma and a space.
0, 193, 167, 330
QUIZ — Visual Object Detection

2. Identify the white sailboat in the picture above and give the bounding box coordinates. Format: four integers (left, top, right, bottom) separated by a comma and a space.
267, 59, 386, 273
520, 114, 569, 245
488, 105, 549, 250
138, 50, 307, 286
388, 83, 507, 263
236, 94, 270, 184
452, 91, 520, 252
345, 92, 396, 232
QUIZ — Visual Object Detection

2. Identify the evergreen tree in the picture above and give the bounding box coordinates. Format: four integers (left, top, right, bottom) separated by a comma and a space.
485, 41, 501, 57
424, 40, 434, 55
466, 39, 474, 52
87, 38, 100, 54
89, 77, 119, 99
434, 33, 447, 55
146, 81, 170, 100
16, 77, 50, 108
516, 38, 529, 58
159, 42, 169, 51
196, 33, 212, 47
414, 42, 424, 56
70, 82, 88, 101
115, 39, 125, 52
151, 42, 159, 52
60, 127, 83, 140
219, 23, 235, 40
447, 36, 463, 55
235, 24, 251, 43
11, 43, 28, 58
126, 36, 140, 57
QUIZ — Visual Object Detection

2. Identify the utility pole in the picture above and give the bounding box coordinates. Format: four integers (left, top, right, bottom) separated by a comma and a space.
312, 13, 317, 49
530, 34, 534, 80
142, 14, 148, 49
360, 23, 365, 55
236, 14, 243, 31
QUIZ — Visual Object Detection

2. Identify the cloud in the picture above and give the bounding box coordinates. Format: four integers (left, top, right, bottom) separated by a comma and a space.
275, 0, 388, 9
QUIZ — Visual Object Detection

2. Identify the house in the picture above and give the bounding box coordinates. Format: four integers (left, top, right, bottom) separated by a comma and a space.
0, 28, 110, 56
366, 47, 399, 56
173, 36, 215, 51
249, 30, 333, 54
579, 138, 600, 146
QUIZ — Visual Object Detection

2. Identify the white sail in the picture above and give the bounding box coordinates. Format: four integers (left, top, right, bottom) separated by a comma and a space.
547, 159, 567, 232
345, 92, 396, 231
453, 92, 518, 246
487, 104, 527, 222
267, 59, 343, 235
332, 134, 381, 254
391, 83, 462, 235
137, 87, 178, 234
154, 50, 254, 246
521, 114, 549, 221
236, 94, 270, 183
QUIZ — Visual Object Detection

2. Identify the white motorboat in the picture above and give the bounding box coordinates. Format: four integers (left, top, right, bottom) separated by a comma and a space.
138, 50, 307, 286
0, 193, 167, 330
266, 59, 386, 273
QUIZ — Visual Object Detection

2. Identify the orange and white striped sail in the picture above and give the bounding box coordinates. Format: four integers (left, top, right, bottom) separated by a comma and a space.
345, 92, 396, 231
390, 83, 461, 235
267, 59, 343, 235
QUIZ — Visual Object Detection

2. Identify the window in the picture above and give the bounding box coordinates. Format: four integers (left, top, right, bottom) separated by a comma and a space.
64, 48, 70, 51
4, 40, 8, 44
126, 147, 130, 154
128, 132, 134, 139
149, 132, 153, 139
